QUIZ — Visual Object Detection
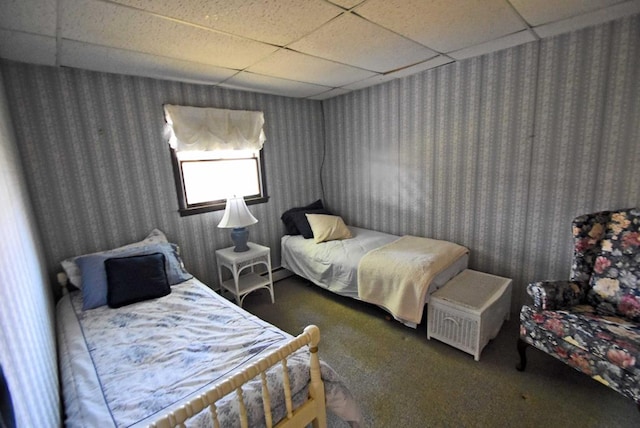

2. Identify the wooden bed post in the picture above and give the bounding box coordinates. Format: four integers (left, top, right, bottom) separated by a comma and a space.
150, 325, 330, 428
304, 325, 327, 428
57, 272, 69, 295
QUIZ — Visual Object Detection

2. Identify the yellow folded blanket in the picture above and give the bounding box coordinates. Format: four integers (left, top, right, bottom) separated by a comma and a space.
357, 236, 469, 324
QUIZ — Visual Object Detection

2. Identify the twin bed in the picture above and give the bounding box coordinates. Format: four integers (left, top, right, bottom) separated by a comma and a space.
57, 230, 362, 427
58, 211, 469, 427
282, 226, 469, 328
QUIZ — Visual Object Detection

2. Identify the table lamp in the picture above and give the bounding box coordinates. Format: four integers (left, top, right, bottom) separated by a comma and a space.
217, 196, 258, 252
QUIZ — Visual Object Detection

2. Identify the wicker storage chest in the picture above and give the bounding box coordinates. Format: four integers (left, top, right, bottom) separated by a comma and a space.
427, 269, 512, 361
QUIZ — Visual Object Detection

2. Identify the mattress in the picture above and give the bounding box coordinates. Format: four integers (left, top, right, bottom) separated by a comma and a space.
282, 226, 397, 298
57, 277, 361, 427
281, 226, 469, 324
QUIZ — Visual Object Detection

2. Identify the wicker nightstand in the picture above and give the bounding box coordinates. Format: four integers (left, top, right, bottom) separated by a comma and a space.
215, 242, 274, 307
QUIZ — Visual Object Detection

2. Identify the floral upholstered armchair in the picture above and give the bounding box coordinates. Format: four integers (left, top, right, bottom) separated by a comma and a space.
517, 208, 640, 410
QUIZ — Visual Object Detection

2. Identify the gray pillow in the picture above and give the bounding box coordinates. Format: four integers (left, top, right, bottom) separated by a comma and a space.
60, 228, 169, 288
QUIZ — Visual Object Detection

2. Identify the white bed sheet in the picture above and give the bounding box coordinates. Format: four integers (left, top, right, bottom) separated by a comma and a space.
281, 227, 469, 324
57, 278, 362, 427
282, 227, 397, 299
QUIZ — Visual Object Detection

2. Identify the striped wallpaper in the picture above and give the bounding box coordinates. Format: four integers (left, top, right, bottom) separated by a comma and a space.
0, 72, 59, 426
0, 63, 325, 290
524, 16, 640, 286
323, 14, 640, 311
1, 11, 637, 428
1, 13, 639, 317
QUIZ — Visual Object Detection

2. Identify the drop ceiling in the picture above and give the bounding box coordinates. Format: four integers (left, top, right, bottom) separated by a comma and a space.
1, 0, 639, 100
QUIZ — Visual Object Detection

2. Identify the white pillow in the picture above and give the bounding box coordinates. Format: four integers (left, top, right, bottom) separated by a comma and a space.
60, 228, 169, 288
305, 214, 352, 244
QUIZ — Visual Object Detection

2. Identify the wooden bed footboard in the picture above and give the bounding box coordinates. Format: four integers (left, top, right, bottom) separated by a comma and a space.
149, 325, 327, 428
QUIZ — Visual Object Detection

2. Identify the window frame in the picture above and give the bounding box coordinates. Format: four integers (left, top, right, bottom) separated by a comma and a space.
169, 148, 269, 217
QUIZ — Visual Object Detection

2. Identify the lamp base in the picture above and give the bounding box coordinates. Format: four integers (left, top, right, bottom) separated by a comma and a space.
231, 227, 250, 252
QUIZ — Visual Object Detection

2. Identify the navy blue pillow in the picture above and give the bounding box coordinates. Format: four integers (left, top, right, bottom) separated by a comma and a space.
105, 253, 171, 308
291, 208, 332, 239
281, 200, 325, 235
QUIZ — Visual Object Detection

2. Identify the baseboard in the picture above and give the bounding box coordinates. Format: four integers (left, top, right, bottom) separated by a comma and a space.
261, 266, 294, 282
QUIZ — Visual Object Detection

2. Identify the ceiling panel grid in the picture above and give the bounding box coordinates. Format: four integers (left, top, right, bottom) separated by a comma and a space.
0, 0, 638, 98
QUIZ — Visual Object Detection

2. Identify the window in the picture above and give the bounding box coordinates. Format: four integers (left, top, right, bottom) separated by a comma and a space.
163, 104, 269, 216
171, 149, 268, 216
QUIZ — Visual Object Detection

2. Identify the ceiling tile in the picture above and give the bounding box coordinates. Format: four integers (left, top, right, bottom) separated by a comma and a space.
341, 72, 401, 91
340, 55, 453, 91
110, 0, 343, 46
221, 72, 331, 98
336, 55, 455, 92
510, 0, 627, 26
0, 30, 56, 66
382, 55, 454, 79
532, 0, 640, 38
0, 0, 56, 36
246, 49, 377, 87
327, 0, 365, 9
288, 13, 438, 73
355, 0, 526, 53
307, 87, 352, 100
61, 0, 278, 70
60, 40, 238, 85
448, 30, 536, 60
2, 0, 639, 99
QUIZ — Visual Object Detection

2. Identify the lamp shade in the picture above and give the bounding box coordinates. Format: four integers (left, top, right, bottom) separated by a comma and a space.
217, 196, 258, 229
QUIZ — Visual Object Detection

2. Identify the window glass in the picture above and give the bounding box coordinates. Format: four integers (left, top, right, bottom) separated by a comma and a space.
170, 149, 268, 216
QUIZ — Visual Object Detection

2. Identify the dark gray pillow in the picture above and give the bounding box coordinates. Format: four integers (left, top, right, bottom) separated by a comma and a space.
105, 253, 171, 308
281, 199, 324, 235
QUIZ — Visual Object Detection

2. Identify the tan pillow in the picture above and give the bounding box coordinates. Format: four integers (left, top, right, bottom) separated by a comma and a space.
305, 214, 352, 243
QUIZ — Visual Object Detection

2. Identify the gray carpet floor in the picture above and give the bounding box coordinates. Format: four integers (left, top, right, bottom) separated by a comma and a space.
241, 275, 638, 428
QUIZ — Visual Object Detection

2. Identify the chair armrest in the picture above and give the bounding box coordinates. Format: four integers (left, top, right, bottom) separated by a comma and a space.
526, 280, 586, 310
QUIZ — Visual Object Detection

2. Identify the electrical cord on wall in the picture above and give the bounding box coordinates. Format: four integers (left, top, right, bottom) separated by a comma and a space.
319, 101, 327, 203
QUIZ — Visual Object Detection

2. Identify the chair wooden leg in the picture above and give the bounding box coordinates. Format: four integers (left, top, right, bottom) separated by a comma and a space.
516, 338, 528, 371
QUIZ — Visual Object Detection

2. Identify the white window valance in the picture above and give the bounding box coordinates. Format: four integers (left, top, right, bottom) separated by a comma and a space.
164, 104, 266, 152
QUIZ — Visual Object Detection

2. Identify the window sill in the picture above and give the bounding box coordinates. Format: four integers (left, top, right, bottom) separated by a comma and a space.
178, 196, 269, 217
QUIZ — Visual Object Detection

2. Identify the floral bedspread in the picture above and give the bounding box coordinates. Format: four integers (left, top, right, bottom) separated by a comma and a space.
57, 278, 362, 427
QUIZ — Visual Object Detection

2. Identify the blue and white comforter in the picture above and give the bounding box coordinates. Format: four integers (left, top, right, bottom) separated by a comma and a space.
57, 278, 362, 427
